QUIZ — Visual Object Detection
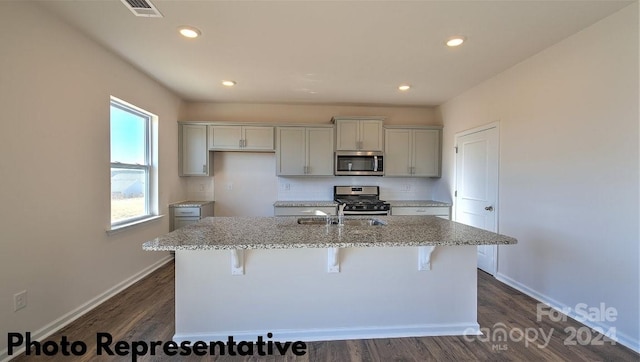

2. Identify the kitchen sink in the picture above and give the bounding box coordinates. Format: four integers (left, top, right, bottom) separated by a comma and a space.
296, 217, 386, 226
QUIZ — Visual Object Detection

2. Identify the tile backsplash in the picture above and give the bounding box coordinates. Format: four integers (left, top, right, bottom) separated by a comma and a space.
185, 177, 215, 201
186, 175, 437, 202
276, 176, 437, 201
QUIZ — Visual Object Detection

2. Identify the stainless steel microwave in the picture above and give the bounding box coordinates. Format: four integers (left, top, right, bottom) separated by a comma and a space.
335, 151, 384, 176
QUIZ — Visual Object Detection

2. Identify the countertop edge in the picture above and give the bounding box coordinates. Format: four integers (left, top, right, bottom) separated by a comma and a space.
170, 200, 215, 207
143, 239, 515, 251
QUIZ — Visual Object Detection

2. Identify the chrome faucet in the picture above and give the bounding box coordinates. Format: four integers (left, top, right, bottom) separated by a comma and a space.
338, 203, 346, 226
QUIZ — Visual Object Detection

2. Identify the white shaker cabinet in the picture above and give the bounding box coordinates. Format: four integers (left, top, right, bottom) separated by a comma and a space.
208, 125, 274, 151
333, 117, 384, 151
179, 124, 213, 176
276, 126, 334, 176
273, 206, 337, 216
391, 206, 451, 220
384, 126, 441, 177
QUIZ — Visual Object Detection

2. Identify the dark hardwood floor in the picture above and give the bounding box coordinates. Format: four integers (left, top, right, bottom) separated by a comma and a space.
11, 260, 639, 361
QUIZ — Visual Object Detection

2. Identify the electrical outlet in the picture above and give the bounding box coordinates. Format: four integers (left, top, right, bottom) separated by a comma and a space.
198, 183, 205, 192
14, 290, 27, 312
226, 183, 233, 191
284, 183, 291, 191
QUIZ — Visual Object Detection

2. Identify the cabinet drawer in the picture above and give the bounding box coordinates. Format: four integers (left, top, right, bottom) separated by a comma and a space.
174, 217, 201, 230
274, 206, 337, 216
173, 207, 201, 217
391, 206, 450, 217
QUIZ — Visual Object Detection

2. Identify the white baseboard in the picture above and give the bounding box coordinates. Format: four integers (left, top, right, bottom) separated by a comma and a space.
0, 255, 174, 362
173, 323, 481, 344
496, 272, 639, 354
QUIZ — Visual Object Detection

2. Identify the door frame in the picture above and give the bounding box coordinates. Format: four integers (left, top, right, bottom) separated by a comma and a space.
454, 121, 500, 275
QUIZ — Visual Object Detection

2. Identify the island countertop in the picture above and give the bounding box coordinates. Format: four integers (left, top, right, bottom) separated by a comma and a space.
143, 216, 517, 251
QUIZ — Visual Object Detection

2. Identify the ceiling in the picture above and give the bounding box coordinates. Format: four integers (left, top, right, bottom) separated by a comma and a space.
37, 0, 632, 107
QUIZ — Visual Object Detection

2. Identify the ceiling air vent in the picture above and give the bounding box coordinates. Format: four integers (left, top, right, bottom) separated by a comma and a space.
120, 0, 163, 18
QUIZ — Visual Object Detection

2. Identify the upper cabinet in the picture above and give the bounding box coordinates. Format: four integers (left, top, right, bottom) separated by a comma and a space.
208, 125, 274, 151
333, 117, 384, 151
179, 124, 213, 176
276, 126, 334, 176
384, 126, 442, 177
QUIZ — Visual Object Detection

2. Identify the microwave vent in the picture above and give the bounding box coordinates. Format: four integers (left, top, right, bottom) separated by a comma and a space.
120, 0, 163, 17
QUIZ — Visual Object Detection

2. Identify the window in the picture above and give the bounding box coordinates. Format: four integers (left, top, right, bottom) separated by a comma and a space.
110, 97, 157, 227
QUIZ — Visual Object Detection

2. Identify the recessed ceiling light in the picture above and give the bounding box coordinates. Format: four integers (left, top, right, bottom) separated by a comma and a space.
222, 80, 236, 87
398, 84, 411, 91
178, 26, 201, 39
446, 36, 465, 47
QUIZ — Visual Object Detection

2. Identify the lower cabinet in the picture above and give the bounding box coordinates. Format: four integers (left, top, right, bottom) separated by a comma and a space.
170, 203, 214, 231
391, 206, 451, 220
274, 206, 337, 216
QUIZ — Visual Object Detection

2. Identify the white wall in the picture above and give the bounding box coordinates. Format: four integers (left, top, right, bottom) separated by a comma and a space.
436, 3, 639, 350
0, 2, 185, 357
182, 102, 440, 126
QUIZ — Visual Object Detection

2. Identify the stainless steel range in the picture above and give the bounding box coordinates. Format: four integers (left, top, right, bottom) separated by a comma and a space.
334, 186, 390, 215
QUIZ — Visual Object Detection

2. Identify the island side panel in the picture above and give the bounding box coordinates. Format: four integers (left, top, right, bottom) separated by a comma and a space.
174, 246, 478, 342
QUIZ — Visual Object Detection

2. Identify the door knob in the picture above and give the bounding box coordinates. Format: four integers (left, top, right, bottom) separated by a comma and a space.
485, 206, 494, 211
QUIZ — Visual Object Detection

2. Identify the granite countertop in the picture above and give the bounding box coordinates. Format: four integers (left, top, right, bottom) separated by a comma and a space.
388, 200, 452, 207
274, 201, 338, 207
170, 201, 214, 208
143, 216, 516, 251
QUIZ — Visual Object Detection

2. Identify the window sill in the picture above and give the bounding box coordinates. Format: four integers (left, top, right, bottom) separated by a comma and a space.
106, 215, 164, 235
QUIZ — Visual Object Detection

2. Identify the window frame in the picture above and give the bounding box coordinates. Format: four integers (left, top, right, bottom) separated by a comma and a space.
109, 97, 158, 229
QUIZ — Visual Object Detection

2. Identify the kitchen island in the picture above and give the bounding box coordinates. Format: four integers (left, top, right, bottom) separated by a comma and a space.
143, 216, 516, 343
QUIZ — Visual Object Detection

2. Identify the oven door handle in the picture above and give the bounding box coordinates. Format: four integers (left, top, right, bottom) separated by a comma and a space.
342, 210, 390, 215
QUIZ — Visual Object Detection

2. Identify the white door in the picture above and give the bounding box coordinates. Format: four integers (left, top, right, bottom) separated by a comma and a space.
455, 124, 499, 275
